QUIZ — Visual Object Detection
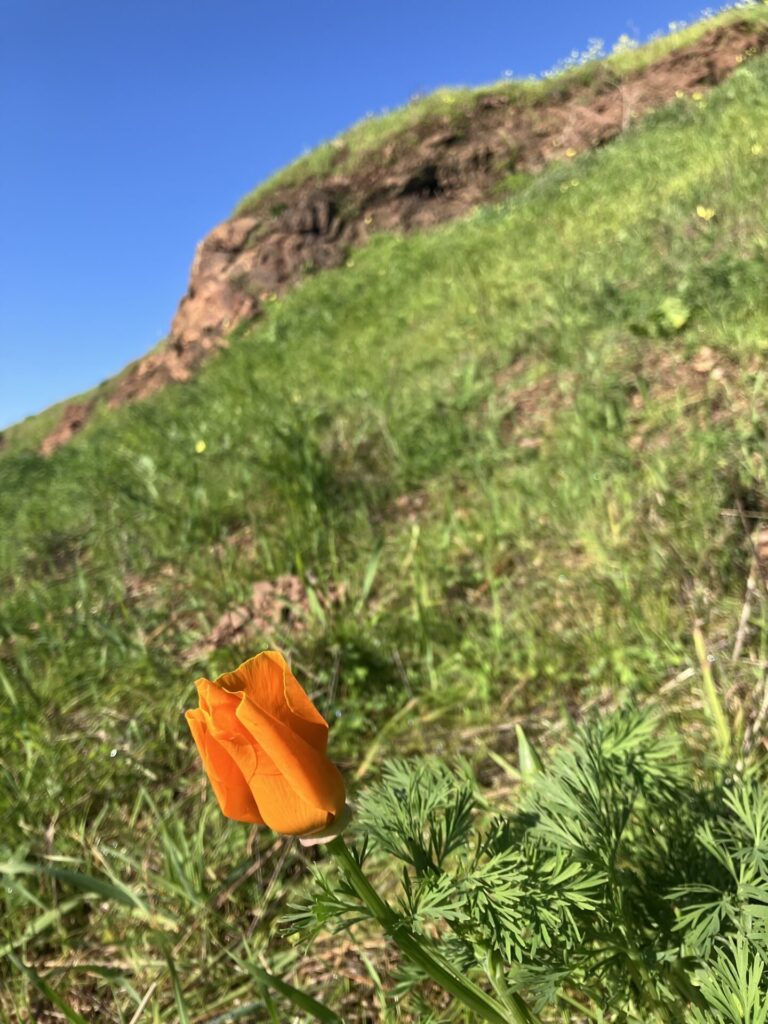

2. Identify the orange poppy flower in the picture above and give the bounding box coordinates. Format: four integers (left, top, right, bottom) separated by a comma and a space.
186, 651, 346, 836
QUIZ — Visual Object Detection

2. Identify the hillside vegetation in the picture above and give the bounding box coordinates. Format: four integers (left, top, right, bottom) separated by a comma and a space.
2, 8, 768, 1021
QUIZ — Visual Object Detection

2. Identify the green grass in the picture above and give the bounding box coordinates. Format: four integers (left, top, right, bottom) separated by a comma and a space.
3, 12, 768, 1021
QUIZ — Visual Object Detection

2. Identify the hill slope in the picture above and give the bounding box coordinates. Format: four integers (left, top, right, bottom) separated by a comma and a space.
12, 9, 766, 456
3, 8, 768, 1020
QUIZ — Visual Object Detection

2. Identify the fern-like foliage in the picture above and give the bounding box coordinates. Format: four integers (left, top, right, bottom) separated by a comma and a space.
356, 758, 476, 875
294, 706, 768, 1021
686, 936, 768, 1024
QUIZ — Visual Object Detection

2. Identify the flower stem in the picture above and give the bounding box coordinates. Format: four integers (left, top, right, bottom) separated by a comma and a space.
328, 836, 538, 1024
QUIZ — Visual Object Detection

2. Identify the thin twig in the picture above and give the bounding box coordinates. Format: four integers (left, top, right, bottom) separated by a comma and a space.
743, 674, 768, 756
127, 979, 158, 1024
731, 502, 766, 663
731, 559, 758, 663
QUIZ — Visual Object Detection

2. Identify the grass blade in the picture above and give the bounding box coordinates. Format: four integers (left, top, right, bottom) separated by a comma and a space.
515, 724, 544, 778
230, 954, 344, 1024
693, 626, 731, 762
166, 955, 192, 1024
0, 896, 83, 957
6, 952, 90, 1024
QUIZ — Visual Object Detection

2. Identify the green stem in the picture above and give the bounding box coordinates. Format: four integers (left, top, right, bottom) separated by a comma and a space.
625, 956, 669, 1024
328, 836, 537, 1024
483, 948, 532, 1020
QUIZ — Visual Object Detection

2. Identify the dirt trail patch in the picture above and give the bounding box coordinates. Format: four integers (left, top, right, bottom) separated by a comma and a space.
490, 341, 755, 455
41, 21, 768, 454
183, 574, 344, 663
626, 344, 749, 451
494, 358, 575, 449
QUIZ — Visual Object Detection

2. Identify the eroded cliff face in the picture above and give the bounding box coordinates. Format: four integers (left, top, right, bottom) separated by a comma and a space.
40, 19, 768, 454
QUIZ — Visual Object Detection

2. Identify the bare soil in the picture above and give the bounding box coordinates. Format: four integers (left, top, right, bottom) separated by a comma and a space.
182, 574, 345, 664
40, 20, 768, 454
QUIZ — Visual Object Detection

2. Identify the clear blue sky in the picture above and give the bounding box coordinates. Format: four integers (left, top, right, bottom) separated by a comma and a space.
0, 0, 719, 429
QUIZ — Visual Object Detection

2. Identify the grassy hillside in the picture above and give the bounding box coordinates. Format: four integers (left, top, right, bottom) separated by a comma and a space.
2, 9, 768, 1020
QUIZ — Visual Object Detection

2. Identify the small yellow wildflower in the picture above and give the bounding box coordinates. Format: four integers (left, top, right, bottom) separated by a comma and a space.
364, 214, 373, 225
752, 143, 763, 156
696, 205, 715, 222
565, 147, 577, 158
195, 439, 207, 454
675, 89, 685, 99
691, 91, 704, 102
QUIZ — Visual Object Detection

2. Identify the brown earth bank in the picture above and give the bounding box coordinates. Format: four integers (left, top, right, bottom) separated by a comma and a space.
40, 19, 768, 455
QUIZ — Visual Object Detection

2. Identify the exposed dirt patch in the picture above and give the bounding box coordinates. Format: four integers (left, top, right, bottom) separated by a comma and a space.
39, 399, 96, 455
123, 562, 175, 604
490, 340, 757, 455
495, 357, 575, 448
123, 571, 155, 603
626, 343, 745, 451
40, 20, 768, 454
388, 489, 429, 522
209, 523, 256, 559
183, 574, 344, 663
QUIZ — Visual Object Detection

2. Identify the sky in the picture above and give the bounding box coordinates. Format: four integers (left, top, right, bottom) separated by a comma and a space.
0, 0, 729, 429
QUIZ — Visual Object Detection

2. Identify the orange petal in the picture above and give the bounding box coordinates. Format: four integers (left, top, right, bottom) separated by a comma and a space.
249, 773, 335, 835
197, 676, 279, 776
216, 651, 329, 754
195, 678, 251, 740
235, 698, 345, 834
186, 708, 263, 823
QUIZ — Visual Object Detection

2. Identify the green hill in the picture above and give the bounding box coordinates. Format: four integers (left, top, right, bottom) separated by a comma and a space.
2, 7, 768, 1020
